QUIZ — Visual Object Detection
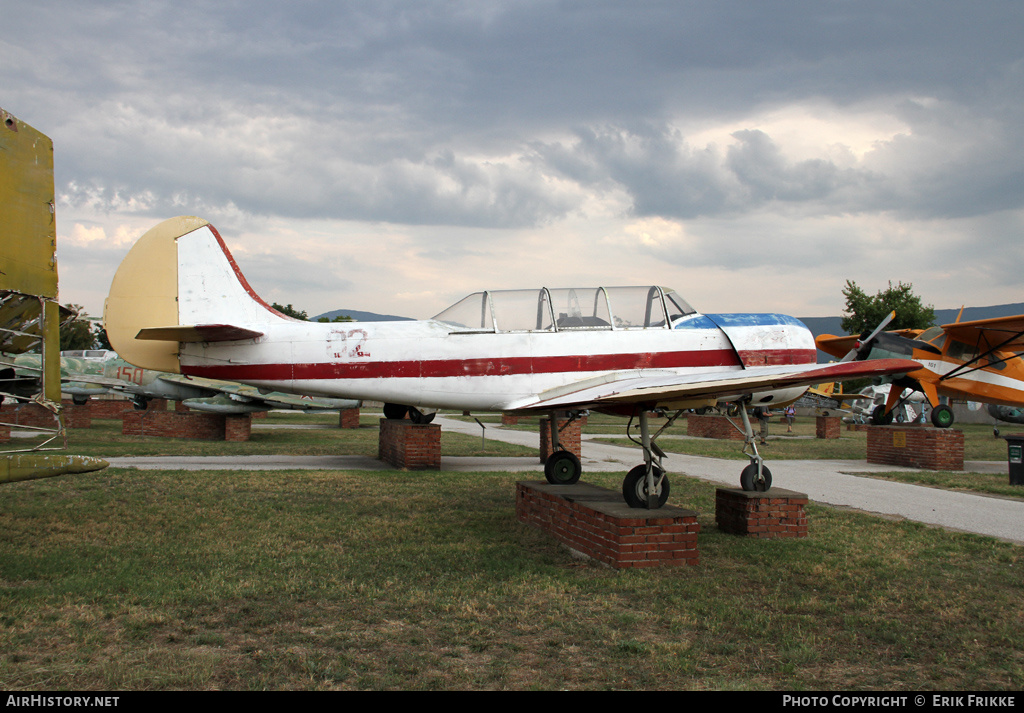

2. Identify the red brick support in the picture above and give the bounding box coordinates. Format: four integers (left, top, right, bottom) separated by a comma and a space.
378, 419, 441, 470
224, 414, 252, 442
517, 481, 700, 568
88, 399, 134, 419
501, 412, 521, 426
0, 423, 10, 442
866, 425, 964, 470
121, 410, 228, 440
815, 415, 840, 439
0, 403, 62, 429
339, 408, 360, 429
716, 488, 808, 538
539, 417, 582, 462
686, 414, 745, 440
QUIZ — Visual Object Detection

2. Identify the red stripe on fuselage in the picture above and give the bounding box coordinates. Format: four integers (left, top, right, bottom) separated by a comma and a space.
736, 349, 818, 366
181, 348, 814, 382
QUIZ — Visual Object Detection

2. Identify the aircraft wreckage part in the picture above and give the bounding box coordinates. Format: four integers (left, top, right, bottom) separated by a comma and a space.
1, 454, 108, 484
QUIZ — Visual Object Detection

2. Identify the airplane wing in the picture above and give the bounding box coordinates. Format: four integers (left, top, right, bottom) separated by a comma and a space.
159, 374, 359, 412
940, 315, 1024, 352
514, 358, 919, 411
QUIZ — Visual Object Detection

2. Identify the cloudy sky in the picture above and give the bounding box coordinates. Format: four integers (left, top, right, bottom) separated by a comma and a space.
5, 1, 1023, 323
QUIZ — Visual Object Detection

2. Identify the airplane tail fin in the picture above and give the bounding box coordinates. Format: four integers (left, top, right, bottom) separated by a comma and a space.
104, 216, 293, 373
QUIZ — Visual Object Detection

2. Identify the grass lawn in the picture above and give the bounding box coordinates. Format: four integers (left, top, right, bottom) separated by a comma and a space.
0, 410, 1022, 690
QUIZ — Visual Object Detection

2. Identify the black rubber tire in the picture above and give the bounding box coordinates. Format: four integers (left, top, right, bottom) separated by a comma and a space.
622, 464, 670, 508
871, 404, 894, 426
931, 404, 955, 428
383, 403, 409, 420
740, 463, 772, 492
544, 449, 582, 485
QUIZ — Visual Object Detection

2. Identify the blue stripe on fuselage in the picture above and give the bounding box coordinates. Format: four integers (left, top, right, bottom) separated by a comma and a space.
700, 313, 809, 329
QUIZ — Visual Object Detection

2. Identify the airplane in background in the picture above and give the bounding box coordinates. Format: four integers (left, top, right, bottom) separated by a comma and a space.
1, 350, 361, 415
103, 217, 919, 508
830, 384, 927, 424
816, 312, 1024, 428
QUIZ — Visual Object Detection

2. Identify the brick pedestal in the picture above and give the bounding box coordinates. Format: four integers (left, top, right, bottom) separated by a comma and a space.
501, 413, 522, 426
0, 403, 62, 429
816, 415, 840, 439
224, 414, 252, 442
122, 410, 230, 440
339, 408, 360, 429
378, 418, 441, 469
539, 417, 582, 462
88, 399, 134, 419
716, 488, 808, 538
686, 414, 745, 440
866, 425, 964, 470
516, 481, 700, 568
0, 423, 10, 442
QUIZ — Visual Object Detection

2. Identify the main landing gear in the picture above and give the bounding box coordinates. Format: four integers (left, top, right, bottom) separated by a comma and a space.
540, 408, 676, 509
542, 403, 773, 509
542, 412, 583, 486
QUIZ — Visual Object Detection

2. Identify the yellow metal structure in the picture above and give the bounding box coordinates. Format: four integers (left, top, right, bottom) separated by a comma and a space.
1, 107, 106, 481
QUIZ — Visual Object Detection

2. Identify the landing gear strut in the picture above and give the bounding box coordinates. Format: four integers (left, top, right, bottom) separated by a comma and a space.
543, 410, 583, 485
622, 408, 682, 508
735, 402, 772, 492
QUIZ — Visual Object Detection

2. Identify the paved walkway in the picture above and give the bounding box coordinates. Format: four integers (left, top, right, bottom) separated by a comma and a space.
104, 415, 1024, 544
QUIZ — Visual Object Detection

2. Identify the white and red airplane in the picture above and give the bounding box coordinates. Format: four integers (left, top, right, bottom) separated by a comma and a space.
103, 217, 919, 508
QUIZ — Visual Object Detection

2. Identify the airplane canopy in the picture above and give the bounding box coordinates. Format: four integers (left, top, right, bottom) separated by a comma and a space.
433, 286, 695, 333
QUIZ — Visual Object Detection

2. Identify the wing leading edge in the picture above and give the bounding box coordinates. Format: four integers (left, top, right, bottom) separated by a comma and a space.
515, 358, 920, 411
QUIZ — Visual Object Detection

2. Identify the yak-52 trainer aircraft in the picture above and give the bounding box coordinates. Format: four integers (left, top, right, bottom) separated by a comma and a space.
816, 312, 1024, 428
103, 217, 919, 508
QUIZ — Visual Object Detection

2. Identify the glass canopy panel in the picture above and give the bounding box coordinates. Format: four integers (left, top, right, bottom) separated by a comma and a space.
547, 288, 612, 329
605, 286, 667, 329
664, 289, 695, 323
433, 292, 493, 331
490, 289, 554, 332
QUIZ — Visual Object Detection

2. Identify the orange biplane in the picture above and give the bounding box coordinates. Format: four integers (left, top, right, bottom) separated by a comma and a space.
816, 313, 1024, 428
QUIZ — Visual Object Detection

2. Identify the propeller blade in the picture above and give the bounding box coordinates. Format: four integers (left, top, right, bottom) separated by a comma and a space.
841, 310, 896, 362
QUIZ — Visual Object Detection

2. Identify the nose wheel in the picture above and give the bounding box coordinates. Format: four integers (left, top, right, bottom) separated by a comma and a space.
735, 401, 773, 492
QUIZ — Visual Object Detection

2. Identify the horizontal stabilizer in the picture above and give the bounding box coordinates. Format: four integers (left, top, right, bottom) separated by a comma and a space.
136, 324, 264, 343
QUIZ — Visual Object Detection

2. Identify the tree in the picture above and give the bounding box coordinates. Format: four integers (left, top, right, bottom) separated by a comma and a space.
270, 302, 353, 323
840, 280, 935, 335
59, 304, 98, 351
271, 303, 308, 320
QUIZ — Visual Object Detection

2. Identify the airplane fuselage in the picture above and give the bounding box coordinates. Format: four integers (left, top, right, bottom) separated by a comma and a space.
179, 313, 817, 412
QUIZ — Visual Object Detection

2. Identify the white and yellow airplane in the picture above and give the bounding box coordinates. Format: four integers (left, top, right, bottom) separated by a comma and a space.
104, 217, 919, 508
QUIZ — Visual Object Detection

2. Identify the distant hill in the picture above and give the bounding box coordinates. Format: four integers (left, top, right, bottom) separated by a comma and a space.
801, 302, 1024, 362
312, 309, 414, 323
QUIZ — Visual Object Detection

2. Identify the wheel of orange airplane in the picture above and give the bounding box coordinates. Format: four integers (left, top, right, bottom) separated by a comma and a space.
871, 404, 894, 426
931, 404, 955, 428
